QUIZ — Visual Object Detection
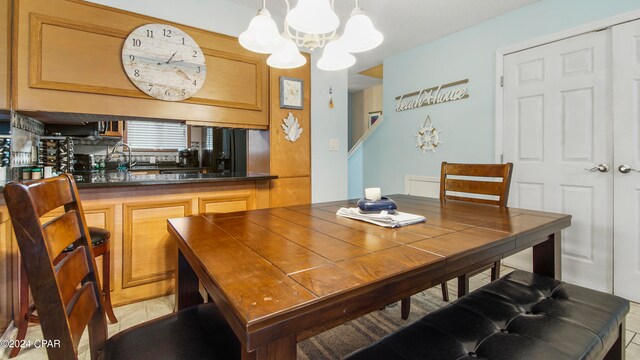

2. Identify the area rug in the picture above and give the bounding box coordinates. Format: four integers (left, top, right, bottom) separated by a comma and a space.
296, 286, 448, 360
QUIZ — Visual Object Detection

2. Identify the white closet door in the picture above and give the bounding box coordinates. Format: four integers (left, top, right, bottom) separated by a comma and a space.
503, 30, 614, 292
613, 19, 640, 302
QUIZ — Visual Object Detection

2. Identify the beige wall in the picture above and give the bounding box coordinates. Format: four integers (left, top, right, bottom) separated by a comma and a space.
350, 84, 383, 148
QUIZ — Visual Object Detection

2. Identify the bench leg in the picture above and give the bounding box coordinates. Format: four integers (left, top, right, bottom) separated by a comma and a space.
604, 321, 625, 360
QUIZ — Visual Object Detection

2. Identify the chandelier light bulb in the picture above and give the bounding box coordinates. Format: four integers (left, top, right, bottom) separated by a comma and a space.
239, 8, 281, 54
267, 35, 307, 69
341, 7, 383, 53
317, 40, 356, 71
286, 0, 340, 35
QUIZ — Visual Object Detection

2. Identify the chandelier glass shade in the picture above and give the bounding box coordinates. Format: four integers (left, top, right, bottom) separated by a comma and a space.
286, 0, 340, 35
340, 7, 383, 53
239, 0, 383, 71
316, 40, 356, 71
238, 8, 281, 54
267, 34, 308, 69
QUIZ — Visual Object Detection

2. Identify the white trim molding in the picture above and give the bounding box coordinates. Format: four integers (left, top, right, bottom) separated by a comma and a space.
404, 175, 440, 198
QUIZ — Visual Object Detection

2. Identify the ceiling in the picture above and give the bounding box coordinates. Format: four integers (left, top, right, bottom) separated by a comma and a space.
234, 0, 540, 91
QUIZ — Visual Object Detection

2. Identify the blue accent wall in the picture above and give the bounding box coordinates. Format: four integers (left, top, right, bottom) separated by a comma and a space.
348, 145, 364, 199
362, 0, 640, 194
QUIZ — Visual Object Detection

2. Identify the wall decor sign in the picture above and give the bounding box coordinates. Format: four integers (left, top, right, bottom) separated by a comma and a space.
282, 112, 303, 142
280, 76, 304, 110
395, 79, 469, 112
415, 115, 442, 153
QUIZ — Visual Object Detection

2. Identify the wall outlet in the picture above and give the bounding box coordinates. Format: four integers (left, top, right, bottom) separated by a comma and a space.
329, 139, 339, 152
149, 156, 156, 164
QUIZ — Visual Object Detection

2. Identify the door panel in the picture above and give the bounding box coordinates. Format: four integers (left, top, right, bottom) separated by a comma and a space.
503, 30, 613, 292
612, 19, 640, 302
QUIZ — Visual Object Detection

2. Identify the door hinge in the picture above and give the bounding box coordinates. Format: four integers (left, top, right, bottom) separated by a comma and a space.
500, 76, 504, 88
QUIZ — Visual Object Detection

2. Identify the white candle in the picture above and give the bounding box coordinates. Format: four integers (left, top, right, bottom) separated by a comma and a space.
365, 187, 382, 201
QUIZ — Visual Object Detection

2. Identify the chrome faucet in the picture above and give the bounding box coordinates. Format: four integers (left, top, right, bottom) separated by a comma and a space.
107, 141, 136, 170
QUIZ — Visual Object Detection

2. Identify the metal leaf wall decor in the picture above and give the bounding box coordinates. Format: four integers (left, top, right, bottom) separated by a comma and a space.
282, 112, 303, 142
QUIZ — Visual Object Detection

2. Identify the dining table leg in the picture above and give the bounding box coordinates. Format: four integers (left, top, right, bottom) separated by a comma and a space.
241, 335, 297, 360
532, 231, 562, 280
175, 249, 201, 310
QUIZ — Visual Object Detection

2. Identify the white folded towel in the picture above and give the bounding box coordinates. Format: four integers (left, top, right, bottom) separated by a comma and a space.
336, 207, 426, 228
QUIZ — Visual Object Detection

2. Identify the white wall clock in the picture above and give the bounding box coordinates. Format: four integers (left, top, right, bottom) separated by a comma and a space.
122, 24, 207, 101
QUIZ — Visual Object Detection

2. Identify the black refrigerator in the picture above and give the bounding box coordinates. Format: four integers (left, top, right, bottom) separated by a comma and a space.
201, 128, 247, 173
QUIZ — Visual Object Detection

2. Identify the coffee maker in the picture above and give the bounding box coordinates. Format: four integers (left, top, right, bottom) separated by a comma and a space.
178, 148, 199, 167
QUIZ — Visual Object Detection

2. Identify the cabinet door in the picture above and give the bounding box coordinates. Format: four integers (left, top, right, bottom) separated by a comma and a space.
198, 189, 255, 214
13, 0, 268, 128
0, 0, 10, 110
122, 199, 191, 294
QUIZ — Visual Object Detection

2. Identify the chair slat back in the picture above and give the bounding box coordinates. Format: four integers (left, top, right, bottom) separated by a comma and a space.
42, 211, 82, 260
27, 178, 76, 216
56, 247, 91, 309
440, 162, 514, 206
3, 174, 107, 360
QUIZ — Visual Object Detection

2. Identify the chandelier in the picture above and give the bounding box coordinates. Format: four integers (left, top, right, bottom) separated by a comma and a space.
239, 0, 383, 71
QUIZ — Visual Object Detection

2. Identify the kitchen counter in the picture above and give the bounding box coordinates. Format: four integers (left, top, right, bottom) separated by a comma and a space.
0, 172, 274, 306
72, 171, 277, 188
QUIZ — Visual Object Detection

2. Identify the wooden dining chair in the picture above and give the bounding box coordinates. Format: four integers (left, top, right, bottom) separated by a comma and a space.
400, 162, 513, 319
11, 226, 116, 358
4, 174, 239, 359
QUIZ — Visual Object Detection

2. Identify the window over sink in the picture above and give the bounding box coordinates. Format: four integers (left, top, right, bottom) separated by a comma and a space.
127, 121, 187, 150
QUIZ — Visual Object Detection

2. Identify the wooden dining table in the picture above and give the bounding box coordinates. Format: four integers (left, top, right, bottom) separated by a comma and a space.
167, 194, 571, 360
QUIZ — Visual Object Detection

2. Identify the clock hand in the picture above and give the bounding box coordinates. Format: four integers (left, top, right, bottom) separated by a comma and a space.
165, 51, 178, 64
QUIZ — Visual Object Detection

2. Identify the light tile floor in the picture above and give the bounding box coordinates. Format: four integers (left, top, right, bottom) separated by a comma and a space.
5, 268, 640, 359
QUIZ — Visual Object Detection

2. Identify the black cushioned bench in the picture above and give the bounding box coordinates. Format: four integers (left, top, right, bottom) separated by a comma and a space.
345, 270, 630, 360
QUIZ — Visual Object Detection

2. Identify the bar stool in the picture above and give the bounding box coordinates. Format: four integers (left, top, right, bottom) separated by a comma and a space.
9, 227, 117, 358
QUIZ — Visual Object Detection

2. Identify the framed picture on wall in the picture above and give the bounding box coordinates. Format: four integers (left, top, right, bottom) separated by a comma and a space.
368, 111, 382, 127
280, 76, 304, 110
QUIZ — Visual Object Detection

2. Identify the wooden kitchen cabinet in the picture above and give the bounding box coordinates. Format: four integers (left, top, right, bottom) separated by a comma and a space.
0, 0, 10, 110
77, 180, 269, 306
270, 176, 311, 208
267, 54, 312, 206
103, 121, 124, 137
12, 0, 269, 128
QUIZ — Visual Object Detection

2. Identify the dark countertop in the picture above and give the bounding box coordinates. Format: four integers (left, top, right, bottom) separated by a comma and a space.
0, 172, 276, 191
72, 171, 276, 188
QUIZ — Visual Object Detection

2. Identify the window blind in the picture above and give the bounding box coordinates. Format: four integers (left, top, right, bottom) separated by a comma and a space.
127, 121, 187, 150
204, 127, 213, 148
